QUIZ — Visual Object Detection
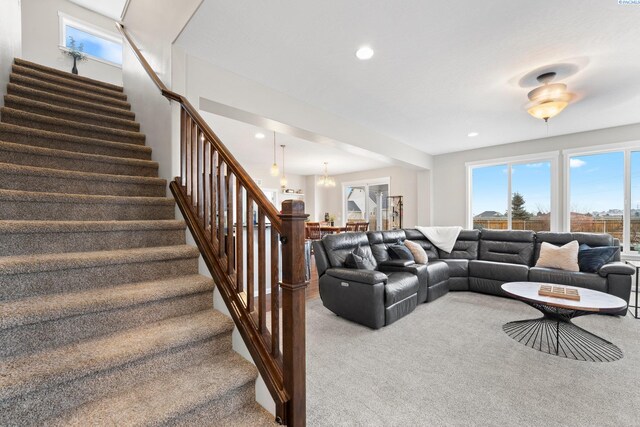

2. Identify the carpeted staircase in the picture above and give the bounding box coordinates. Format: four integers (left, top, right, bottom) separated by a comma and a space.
0, 58, 275, 426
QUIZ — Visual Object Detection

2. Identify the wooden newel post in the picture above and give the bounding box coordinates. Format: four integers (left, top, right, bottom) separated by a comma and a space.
279, 199, 308, 427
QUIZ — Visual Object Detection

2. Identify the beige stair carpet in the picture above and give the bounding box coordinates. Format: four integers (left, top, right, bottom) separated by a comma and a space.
0, 58, 276, 426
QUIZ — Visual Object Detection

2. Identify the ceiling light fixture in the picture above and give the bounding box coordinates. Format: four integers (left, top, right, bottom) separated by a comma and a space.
356, 46, 374, 60
467, 132, 479, 137
317, 162, 336, 188
255, 132, 265, 139
269, 131, 279, 177
526, 72, 572, 122
280, 145, 287, 189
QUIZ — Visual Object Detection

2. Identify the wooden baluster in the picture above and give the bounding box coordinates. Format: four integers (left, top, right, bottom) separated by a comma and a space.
203, 142, 211, 233
191, 121, 198, 209
226, 172, 234, 276
218, 162, 225, 257
258, 209, 267, 334
185, 115, 192, 196
180, 108, 186, 186
210, 151, 217, 246
279, 200, 308, 427
198, 131, 205, 221
236, 180, 244, 293
271, 228, 280, 357
246, 196, 254, 312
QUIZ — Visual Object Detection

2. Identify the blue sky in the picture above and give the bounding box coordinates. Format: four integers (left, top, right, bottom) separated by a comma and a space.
473, 151, 640, 216
66, 26, 122, 65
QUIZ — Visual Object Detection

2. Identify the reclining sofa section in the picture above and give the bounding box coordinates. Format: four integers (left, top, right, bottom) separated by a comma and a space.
312, 229, 633, 329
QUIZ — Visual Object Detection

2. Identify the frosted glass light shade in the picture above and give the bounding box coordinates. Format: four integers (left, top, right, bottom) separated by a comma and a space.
270, 163, 279, 177
527, 100, 568, 121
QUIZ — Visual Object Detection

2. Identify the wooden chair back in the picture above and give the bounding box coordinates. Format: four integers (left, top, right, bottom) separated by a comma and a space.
345, 222, 359, 232
306, 222, 322, 240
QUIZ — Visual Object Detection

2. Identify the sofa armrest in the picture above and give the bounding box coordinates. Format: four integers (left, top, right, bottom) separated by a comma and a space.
598, 262, 635, 277
378, 259, 415, 268
326, 268, 388, 285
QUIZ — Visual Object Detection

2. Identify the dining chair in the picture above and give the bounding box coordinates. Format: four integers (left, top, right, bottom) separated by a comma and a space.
345, 222, 359, 232
306, 222, 322, 240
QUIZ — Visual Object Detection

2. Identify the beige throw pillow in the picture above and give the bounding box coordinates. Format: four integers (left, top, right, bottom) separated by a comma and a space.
535, 241, 579, 272
404, 240, 428, 264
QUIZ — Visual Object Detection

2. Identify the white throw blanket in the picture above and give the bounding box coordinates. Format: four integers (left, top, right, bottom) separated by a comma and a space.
415, 226, 462, 254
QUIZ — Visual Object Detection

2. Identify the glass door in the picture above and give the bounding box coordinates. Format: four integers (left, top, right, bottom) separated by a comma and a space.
344, 180, 390, 231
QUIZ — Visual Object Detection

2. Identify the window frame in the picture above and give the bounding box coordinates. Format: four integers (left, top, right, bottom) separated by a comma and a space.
58, 12, 123, 68
341, 177, 391, 228
563, 141, 640, 255
465, 151, 559, 231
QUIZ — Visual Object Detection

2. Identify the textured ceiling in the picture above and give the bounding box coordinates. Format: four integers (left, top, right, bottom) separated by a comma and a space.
177, 0, 640, 155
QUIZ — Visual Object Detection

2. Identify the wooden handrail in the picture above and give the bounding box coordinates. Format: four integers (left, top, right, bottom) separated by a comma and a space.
117, 23, 307, 426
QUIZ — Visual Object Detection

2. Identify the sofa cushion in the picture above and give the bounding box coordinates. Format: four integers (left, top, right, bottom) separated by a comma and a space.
469, 260, 529, 282
323, 232, 375, 268
402, 228, 439, 260
438, 229, 480, 259
384, 272, 419, 307
388, 243, 414, 261
578, 244, 619, 273
441, 259, 468, 277
535, 241, 579, 272
345, 245, 377, 270
478, 230, 535, 266
534, 232, 617, 263
427, 260, 449, 286
367, 230, 406, 263
529, 267, 607, 293
404, 239, 428, 264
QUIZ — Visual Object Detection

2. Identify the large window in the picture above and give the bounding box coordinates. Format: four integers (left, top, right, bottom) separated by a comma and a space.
468, 155, 556, 231
59, 13, 122, 66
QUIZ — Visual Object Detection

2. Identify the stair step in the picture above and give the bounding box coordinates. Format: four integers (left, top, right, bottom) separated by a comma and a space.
0, 140, 158, 177
12, 64, 128, 101
0, 123, 151, 160
0, 219, 186, 256
0, 275, 215, 357
4, 94, 139, 131
0, 245, 199, 301
14, 58, 124, 93
1, 107, 145, 145
0, 163, 165, 197
0, 188, 175, 221
46, 353, 258, 427
7, 83, 135, 121
213, 403, 278, 427
0, 310, 234, 425
9, 74, 131, 111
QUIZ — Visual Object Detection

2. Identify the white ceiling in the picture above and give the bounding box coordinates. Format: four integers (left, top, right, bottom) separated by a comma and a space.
69, 0, 128, 20
202, 112, 391, 176
176, 0, 640, 155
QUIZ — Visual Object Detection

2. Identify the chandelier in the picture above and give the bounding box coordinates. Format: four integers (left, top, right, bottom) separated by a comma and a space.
317, 162, 336, 187
526, 72, 572, 122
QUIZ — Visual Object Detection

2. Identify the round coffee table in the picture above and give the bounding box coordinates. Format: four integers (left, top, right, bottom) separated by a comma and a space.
501, 282, 627, 362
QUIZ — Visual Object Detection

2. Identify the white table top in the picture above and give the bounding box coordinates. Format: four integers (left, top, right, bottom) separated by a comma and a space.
502, 282, 627, 313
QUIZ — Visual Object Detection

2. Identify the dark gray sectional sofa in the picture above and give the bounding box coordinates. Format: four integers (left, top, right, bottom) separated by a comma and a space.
312, 228, 633, 329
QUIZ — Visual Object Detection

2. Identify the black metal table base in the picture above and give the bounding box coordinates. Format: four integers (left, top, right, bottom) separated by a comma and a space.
503, 302, 623, 362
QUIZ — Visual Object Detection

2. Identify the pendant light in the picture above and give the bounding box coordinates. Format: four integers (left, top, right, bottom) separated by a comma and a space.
317, 162, 336, 187
280, 145, 287, 188
269, 131, 279, 177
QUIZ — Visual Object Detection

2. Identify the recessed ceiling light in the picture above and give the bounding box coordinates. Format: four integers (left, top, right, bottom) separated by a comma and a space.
255, 132, 265, 139
468, 132, 479, 137
356, 46, 374, 60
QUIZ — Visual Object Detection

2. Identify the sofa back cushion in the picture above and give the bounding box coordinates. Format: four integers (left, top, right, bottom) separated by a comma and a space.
438, 229, 480, 259
323, 232, 376, 268
367, 230, 407, 263
478, 229, 535, 266
402, 229, 439, 260
534, 232, 618, 263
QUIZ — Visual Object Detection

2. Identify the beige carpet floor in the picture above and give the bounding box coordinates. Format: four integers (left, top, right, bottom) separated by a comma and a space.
306, 291, 640, 427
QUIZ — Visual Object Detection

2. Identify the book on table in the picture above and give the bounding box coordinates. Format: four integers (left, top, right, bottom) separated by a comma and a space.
538, 284, 581, 301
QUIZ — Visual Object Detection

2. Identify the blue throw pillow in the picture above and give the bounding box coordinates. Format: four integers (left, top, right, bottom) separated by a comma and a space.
388, 244, 415, 261
578, 244, 619, 273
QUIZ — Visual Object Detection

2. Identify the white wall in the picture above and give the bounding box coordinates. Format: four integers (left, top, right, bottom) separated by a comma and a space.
20, 0, 122, 85
0, 0, 22, 108
432, 122, 640, 227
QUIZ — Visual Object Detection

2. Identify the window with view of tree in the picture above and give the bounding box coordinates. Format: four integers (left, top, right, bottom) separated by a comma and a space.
470, 159, 553, 231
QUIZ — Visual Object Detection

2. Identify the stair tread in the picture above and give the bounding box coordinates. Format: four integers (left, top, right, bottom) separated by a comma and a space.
0, 309, 234, 401
14, 58, 124, 93
0, 274, 214, 329
0, 219, 185, 234
4, 94, 139, 131
0, 188, 173, 205
46, 352, 258, 427
9, 74, 130, 110
0, 140, 158, 168
12, 64, 128, 101
215, 403, 279, 427
0, 245, 199, 276
0, 162, 165, 186
7, 83, 134, 120
1, 108, 145, 142
0, 122, 150, 155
